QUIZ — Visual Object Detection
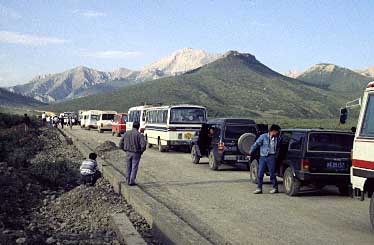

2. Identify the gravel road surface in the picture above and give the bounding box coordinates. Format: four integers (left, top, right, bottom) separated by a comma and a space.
66, 127, 374, 245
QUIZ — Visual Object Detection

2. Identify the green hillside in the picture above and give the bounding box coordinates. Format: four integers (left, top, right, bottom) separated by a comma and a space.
43, 51, 345, 119
297, 63, 371, 98
0, 88, 45, 108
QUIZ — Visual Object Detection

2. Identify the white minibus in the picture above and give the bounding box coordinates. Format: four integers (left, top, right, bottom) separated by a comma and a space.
144, 104, 207, 152
126, 105, 154, 133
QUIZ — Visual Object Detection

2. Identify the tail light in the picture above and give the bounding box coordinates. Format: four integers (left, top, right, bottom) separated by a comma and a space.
218, 142, 224, 152
140, 128, 145, 133
301, 159, 310, 171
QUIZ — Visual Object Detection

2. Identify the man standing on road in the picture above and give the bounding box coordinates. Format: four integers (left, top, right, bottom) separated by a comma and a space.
119, 121, 147, 186
249, 124, 281, 194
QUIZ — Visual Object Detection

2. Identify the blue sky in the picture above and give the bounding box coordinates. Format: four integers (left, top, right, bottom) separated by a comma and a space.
0, 0, 373, 86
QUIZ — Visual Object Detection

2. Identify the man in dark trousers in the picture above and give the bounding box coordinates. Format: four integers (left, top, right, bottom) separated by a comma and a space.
249, 124, 281, 194
119, 121, 147, 186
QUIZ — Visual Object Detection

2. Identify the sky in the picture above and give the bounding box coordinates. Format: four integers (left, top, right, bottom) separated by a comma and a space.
0, 0, 373, 86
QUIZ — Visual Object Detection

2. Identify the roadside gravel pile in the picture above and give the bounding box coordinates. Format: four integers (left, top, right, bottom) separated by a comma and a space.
95, 141, 118, 157
34, 178, 156, 244
1, 126, 159, 244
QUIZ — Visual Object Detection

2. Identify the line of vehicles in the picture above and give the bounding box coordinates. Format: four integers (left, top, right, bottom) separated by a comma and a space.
59, 81, 373, 230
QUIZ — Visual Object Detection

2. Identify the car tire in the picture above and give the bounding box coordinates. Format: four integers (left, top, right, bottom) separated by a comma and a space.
238, 133, 257, 155
117, 132, 121, 137
370, 194, 374, 230
283, 167, 300, 196
208, 151, 219, 170
249, 160, 259, 184
191, 145, 200, 164
338, 185, 350, 196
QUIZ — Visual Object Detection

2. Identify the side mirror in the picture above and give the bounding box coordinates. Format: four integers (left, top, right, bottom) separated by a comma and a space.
340, 108, 348, 124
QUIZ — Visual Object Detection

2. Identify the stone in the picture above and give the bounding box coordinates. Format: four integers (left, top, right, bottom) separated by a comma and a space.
46, 237, 56, 244
15, 237, 26, 244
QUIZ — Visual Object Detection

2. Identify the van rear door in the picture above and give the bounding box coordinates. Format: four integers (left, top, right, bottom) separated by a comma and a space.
306, 132, 354, 173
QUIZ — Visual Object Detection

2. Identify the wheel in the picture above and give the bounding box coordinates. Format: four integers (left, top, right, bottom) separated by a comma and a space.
249, 160, 259, 184
338, 185, 350, 196
283, 167, 300, 196
191, 145, 200, 164
370, 194, 374, 230
117, 132, 121, 137
208, 151, 219, 170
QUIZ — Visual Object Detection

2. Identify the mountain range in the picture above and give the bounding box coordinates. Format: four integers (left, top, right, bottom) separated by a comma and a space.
43, 51, 346, 119
295, 63, 373, 97
8, 48, 221, 103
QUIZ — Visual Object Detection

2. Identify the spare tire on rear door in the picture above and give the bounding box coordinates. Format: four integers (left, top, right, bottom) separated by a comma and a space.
238, 133, 257, 155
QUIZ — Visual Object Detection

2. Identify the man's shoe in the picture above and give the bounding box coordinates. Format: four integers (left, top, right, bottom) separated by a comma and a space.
269, 188, 279, 194
253, 189, 262, 194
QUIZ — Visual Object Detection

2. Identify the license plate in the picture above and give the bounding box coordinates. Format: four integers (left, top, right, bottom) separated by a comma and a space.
326, 161, 346, 169
184, 133, 193, 139
224, 155, 237, 161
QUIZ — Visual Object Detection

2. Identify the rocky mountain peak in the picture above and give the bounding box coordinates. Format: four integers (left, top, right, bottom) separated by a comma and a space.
142, 48, 221, 75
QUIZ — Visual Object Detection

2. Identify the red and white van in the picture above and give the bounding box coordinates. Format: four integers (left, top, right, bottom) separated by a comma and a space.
112, 113, 128, 137
350, 81, 374, 229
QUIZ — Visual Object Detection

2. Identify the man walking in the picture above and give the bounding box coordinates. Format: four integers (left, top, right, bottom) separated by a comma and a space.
249, 124, 281, 194
119, 121, 147, 186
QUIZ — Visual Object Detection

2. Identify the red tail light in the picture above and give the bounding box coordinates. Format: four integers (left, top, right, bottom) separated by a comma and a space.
218, 142, 224, 152
301, 159, 310, 171
140, 128, 145, 133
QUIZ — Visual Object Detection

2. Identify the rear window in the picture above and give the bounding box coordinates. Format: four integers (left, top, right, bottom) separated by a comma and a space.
101, 114, 115, 120
308, 133, 354, 152
224, 124, 257, 139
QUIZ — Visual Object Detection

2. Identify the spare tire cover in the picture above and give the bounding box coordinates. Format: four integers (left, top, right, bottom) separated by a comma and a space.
238, 133, 257, 155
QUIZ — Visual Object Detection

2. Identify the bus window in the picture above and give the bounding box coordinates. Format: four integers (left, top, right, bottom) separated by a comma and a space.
360, 94, 374, 137
170, 108, 206, 123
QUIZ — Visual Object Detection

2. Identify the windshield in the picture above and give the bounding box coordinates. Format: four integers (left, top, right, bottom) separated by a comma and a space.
308, 133, 354, 152
101, 114, 115, 120
360, 94, 374, 137
224, 125, 257, 139
170, 108, 206, 124
129, 110, 141, 122
91, 115, 98, 121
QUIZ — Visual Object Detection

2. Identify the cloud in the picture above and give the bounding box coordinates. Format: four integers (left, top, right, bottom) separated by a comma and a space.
83, 50, 142, 59
72, 10, 106, 18
0, 31, 68, 46
0, 4, 21, 19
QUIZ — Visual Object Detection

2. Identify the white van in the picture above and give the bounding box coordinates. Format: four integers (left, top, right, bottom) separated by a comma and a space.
126, 105, 154, 133
144, 104, 207, 151
97, 111, 117, 133
81, 110, 102, 129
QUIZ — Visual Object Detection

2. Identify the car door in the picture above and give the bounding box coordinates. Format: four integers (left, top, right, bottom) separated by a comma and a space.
285, 132, 305, 175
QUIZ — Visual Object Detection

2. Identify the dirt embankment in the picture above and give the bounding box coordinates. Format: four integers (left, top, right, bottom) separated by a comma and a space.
0, 117, 157, 245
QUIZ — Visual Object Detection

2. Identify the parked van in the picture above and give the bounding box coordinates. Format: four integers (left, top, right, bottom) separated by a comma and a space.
144, 104, 207, 152
81, 110, 102, 129
97, 111, 117, 133
112, 113, 128, 137
126, 105, 155, 133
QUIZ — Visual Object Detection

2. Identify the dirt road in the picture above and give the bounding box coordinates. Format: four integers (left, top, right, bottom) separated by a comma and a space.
66, 127, 374, 245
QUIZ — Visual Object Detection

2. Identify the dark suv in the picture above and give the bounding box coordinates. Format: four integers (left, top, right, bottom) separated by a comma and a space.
250, 129, 354, 196
191, 118, 260, 170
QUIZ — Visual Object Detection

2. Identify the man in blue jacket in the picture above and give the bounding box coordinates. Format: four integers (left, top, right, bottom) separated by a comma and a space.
249, 124, 281, 194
